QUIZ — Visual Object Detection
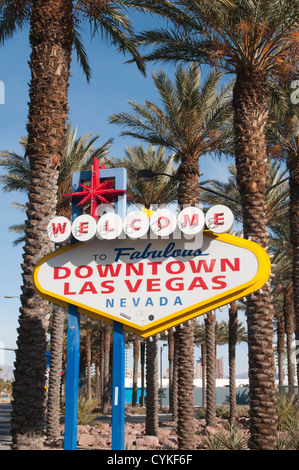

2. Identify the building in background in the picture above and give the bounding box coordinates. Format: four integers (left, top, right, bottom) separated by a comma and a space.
195, 357, 224, 379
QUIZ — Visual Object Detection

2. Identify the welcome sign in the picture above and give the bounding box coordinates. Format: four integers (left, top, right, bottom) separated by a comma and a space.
33, 230, 270, 337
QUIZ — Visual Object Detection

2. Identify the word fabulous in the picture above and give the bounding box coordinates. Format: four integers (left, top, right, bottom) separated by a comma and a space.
47, 204, 234, 244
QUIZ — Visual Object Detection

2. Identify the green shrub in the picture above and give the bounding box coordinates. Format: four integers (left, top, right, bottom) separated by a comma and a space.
77, 398, 101, 425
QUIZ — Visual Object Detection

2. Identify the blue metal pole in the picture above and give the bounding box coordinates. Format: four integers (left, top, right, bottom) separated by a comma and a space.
64, 172, 82, 450
111, 321, 126, 450
64, 304, 80, 450
112, 167, 127, 450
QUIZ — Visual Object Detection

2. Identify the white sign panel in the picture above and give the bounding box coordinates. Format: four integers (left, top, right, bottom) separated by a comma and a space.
34, 232, 270, 337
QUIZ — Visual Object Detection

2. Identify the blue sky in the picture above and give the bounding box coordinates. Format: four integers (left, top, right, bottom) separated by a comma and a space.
0, 10, 249, 376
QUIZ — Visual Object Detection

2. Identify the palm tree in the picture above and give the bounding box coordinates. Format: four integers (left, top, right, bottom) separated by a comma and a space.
0, 0, 167, 448
135, 0, 298, 449
204, 311, 216, 427
0, 124, 112, 439
132, 335, 140, 407
145, 336, 159, 436
194, 322, 206, 407
110, 64, 233, 450
226, 302, 248, 421
267, 101, 299, 387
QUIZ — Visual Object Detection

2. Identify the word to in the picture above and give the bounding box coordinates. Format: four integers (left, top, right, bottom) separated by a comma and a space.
47, 204, 234, 243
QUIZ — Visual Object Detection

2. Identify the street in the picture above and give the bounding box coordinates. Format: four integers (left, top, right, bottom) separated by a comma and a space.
0, 402, 12, 450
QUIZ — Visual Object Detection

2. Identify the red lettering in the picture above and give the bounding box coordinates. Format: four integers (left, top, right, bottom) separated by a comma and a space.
212, 276, 227, 289
101, 280, 114, 293
52, 222, 67, 235
148, 262, 162, 275
97, 264, 121, 277
183, 213, 199, 227
125, 279, 142, 292
130, 218, 141, 231
189, 259, 216, 273
214, 212, 224, 225
220, 258, 240, 272
165, 261, 185, 274
147, 278, 161, 292
78, 282, 97, 295
157, 216, 170, 229
75, 265, 93, 278
54, 267, 71, 279
126, 263, 144, 276
79, 221, 89, 233
165, 277, 184, 291
63, 282, 76, 295
188, 277, 208, 290
105, 220, 114, 232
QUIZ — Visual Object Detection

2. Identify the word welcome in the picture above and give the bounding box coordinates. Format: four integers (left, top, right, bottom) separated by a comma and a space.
47, 204, 234, 243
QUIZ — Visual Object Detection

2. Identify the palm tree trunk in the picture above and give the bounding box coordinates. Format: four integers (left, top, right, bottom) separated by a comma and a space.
46, 304, 66, 440
172, 328, 179, 422
11, 0, 73, 450
132, 336, 140, 407
284, 289, 295, 388
288, 149, 299, 389
140, 341, 145, 407
86, 331, 92, 400
146, 336, 159, 436
233, 69, 277, 450
228, 302, 238, 421
201, 343, 206, 407
205, 311, 216, 428
102, 325, 111, 413
276, 316, 285, 387
168, 328, 174, 414
175, 155, 199, 450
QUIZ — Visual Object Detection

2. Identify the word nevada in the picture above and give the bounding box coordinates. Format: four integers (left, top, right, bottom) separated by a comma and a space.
47, 204, 234, 243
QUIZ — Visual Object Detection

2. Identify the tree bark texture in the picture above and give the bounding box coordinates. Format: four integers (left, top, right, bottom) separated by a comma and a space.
168, 328, 174, 414
146, 336, 159, 436
132, 336, 140, 407
283, 289, 295, 387
288, 145, 299, 388
228, 302, 238, 421
102, 324, 111, 413
176, 157, 199, 449
11, 0, 73, 450
205, 311, 216, 428
46, 304, 66, 440
233, 68, 277, 450
276, 316, 285, 387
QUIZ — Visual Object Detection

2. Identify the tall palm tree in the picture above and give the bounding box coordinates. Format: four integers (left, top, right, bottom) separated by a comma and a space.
226, 302, 248, 421
0, 123, 112, 439
0, 0, 167, 449
194, 322, 206, 407
267, 101, 299, 386
110, 64, 232, 449
204, 311, 216, 428
145, 336, 159, 436
135, 0, 298, 449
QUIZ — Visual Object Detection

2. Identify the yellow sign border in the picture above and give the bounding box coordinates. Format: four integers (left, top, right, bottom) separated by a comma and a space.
33, 231, 271, 337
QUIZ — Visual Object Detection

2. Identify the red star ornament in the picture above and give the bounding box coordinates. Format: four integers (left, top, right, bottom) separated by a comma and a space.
63, 158, 128, 220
